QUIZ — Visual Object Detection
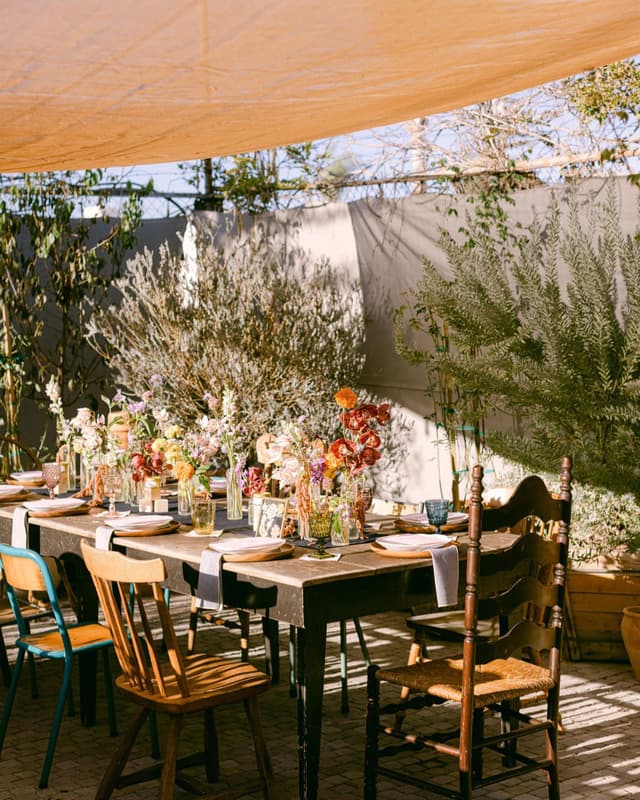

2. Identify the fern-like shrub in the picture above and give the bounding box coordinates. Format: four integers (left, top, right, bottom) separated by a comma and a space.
87, 225, 366, 450
397, 183, 640, 497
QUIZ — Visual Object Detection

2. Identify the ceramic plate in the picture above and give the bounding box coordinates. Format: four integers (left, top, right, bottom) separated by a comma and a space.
377, 533, 451, 551
112, 514, 174, 530
209, 537, 285, 554
23, 498, 86, 513
10, 470, 43, 482
0, 485, 27, 497
401, 512, 468, 525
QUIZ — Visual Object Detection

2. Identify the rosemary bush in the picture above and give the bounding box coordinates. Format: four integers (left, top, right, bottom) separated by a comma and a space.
87, 225, 366, 450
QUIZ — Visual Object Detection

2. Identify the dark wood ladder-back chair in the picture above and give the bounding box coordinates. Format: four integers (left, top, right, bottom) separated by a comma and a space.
400, 475, 566, 714
81, 541, 276, 800
364, 456, 572, 800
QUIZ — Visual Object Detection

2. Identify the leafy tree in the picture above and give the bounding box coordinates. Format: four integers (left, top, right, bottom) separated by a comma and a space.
0, 170, 148, 451
396, 182, 640, 495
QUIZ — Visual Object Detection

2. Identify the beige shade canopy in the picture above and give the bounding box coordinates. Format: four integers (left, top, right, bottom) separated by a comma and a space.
2, 0, 640, 172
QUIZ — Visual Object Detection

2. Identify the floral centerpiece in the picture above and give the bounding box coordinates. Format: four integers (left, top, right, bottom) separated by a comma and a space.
327, 387, 390, 539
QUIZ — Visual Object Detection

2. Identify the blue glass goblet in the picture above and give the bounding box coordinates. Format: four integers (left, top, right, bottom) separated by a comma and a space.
425, 498, 450, 535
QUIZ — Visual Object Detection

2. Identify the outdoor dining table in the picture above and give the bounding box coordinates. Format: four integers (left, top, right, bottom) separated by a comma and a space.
0, 503, 516, 800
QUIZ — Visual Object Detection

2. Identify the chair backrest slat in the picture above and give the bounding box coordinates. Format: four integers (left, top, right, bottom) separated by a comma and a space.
81, 542, 189, 698
476, 619, 556, 663
477, 574, 560, 620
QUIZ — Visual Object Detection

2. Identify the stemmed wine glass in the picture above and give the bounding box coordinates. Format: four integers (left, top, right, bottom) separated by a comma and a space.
308, 502, 335, 559
42, 462, 62, 500
103, 466, 123, 515
425, 498, 450, 536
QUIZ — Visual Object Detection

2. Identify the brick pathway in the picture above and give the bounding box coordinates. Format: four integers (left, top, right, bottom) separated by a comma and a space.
0, 597, 638, 799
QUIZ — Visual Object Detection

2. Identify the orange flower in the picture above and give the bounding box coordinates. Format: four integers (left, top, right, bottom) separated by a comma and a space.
173, 460, 195, 481
335, 387, 358, 409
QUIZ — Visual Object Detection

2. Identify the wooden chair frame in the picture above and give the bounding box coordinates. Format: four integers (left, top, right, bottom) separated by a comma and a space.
81, 541, 276, 800
0, 544, 116, 789
364, 457, 572, 800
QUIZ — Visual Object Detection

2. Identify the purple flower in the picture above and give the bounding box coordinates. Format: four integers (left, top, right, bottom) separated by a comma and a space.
113, 389, 126, 404
150, 374, 163, 386
128, 401, 146, 414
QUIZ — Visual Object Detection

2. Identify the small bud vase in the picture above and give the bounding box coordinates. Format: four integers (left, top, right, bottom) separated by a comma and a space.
177, 479, 194, 516
226, 467, 243, 520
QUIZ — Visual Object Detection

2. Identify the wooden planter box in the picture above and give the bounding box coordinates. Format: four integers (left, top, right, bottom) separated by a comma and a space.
565, 568, 640, 662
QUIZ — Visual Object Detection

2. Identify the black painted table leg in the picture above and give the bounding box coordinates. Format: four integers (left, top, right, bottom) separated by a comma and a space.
296, 622, 327, 800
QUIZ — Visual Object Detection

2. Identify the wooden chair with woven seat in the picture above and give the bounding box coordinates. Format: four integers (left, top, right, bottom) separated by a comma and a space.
81, 541, 276, 800
364, 456, 572, 800
0, 544, 117, 789
401, 475, 560, 674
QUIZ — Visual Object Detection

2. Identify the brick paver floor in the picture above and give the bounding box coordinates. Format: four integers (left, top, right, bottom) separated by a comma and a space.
0, 596, 638, 799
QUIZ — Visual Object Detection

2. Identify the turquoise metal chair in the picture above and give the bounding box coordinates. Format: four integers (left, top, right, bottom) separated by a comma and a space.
0, 544, 117, 789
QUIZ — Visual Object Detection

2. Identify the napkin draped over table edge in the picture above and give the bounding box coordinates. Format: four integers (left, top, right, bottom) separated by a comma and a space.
11, 507, 29, 548
95, 525, 115, 551
430, 544, 459, 607
195, 548, 225, 611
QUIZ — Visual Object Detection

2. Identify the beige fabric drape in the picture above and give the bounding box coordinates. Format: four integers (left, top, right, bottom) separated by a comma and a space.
2, 0, 640, 171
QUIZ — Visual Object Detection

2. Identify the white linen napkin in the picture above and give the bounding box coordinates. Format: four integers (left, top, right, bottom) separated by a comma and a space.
195, 548, 225, 611
95, 525, 114, 551
430, 545, 459, 607
11, 507, 29, 548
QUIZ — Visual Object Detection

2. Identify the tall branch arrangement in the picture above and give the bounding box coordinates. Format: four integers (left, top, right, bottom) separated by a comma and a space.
87, 224, 366, 451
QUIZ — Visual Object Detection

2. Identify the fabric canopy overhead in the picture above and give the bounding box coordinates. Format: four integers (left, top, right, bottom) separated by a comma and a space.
2, 1, 640, 173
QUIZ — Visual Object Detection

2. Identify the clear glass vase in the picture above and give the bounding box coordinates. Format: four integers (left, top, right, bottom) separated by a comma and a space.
226, 467, 243, 520
177, 478, 194, 516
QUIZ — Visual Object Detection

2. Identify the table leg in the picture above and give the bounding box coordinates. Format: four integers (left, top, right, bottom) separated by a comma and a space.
295, 622, 327, 800
59, 552, 99, 727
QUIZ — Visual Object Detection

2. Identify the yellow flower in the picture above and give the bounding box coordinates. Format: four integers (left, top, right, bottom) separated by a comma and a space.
173, 460, 195, 481
324, 451, 342, 478
165, 443, 182, 464
335, 387, 358, 409
164, 424, 183, 440
151, 437, 168, 453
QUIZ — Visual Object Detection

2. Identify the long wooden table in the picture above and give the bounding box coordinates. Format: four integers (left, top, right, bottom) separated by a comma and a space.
0, 504, 515, 800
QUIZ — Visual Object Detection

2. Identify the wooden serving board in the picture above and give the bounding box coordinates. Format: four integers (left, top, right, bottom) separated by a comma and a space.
216, 542, 295, 562
27, 505, 91, 518
113, 520, 181, 538
369, 540, 457, 559
7, 478, 45, 487
0, 491, 35, 504
395, 519, 467, 534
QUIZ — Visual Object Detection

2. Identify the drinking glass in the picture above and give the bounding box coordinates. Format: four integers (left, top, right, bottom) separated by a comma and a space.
425, 498, 450, 535
42, 462, 62, 500
308, 507, 335, 558
192, 496, 215, 535
103, 466, 123, 515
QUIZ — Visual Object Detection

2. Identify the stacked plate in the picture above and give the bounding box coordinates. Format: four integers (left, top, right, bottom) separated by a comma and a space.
376, 533, 451, 552
209, 537, 285, 555
23, 498, 86, 514
10, 470, 44, 486
0, 485, 28, 497
209, 476, 227, 494
105, 514, 174, 532
396, 511, 468, 532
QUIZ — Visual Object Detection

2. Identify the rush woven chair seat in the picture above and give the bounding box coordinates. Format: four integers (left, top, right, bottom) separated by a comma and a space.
364, 457, 572, 800
81, 541, 276, 800
0, 544, 116, 789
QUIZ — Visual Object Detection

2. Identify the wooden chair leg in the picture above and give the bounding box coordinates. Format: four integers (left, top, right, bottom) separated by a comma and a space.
204, 708, 219, 783
187, 597, 199, 654
339, 620, 349, 713
395, 640, 423, 729
244, 696, 276, 800
96, 707, 149, 800
471, 708, 484, 781
288, 625, 297, 698
159, 715, 183, 800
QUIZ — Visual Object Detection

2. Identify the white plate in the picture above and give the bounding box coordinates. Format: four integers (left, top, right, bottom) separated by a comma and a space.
377, 533, 451, 551
112, 514, 173, 530
23, 498, 86, 512
0, 485, 27, 497
401, 512, 468, 525
10, 470, 43, 482
209, 537, 284, 554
